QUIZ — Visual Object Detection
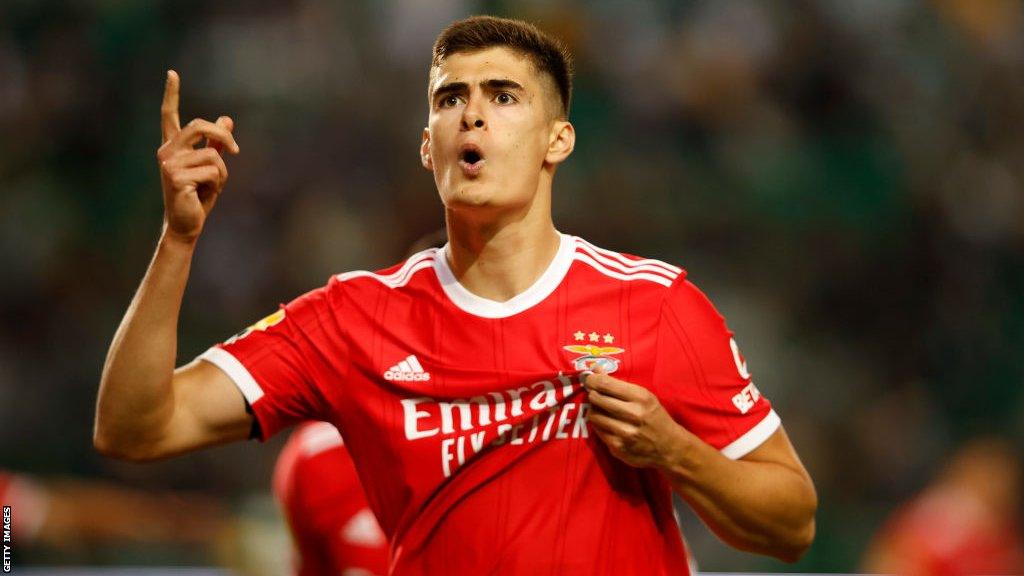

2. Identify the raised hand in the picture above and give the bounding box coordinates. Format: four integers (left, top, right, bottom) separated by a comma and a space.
156, 70, 240, 243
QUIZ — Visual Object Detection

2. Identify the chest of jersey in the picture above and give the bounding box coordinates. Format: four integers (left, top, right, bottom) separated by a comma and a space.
331, 274, 664, 484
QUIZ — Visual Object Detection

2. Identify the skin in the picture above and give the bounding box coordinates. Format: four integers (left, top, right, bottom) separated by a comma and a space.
94, 71, 250, 461
584, 365, 816, 562
420, 47, 575, 301
94, 47, 816, 563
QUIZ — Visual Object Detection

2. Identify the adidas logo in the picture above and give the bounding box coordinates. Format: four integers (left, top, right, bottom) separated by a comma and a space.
384, 354, 431, 382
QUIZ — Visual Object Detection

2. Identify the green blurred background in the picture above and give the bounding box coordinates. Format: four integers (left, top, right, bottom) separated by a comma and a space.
1, 0, 1023, 572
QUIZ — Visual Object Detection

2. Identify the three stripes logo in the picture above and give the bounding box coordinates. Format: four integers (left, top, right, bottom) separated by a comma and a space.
384, 354, 431, 382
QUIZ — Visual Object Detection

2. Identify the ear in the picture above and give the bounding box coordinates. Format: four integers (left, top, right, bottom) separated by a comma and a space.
545, 120, 575, 166
420, 127, 433, 171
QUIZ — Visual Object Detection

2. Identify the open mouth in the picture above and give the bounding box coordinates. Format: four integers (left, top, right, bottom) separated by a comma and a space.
460, 145, 484, 165
458, 145, 486, 175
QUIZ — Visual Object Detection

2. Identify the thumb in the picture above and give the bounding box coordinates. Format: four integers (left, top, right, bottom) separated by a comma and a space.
581, 363, 606, 388
207, 116, 234, 153
217, 115, 234, 132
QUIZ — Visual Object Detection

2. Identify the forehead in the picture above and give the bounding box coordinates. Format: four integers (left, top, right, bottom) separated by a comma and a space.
429, 46, 539, 93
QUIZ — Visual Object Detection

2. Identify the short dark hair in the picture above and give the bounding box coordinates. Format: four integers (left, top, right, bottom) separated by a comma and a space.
431, 15, 573, 119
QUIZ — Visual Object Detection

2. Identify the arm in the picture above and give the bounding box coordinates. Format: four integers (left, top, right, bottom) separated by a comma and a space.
662, 422, 816, 562
94, 70, 249, 461
584, 368, 817, 563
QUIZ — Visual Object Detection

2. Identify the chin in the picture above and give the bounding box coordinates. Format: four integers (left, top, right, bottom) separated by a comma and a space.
443, 183, 498, 210
437, 173, 530, 215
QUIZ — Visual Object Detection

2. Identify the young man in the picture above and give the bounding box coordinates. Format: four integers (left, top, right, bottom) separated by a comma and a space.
95, 15, 816, 574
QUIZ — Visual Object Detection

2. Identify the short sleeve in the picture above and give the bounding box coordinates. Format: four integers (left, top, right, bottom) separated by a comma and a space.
653, 279, 780, 459
198, 286, 341, 441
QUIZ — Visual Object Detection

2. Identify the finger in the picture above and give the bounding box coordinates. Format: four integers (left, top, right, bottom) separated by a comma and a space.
173, 148, 228, 182
161, 151, 227, 186
206, 116, 234, 153
583, 368, 646, 402
586, 387, 640, 424
161, 70, 181, 143
587, 409, 635, 439
177, 118, 240, 154
589, 425, 620, 451
171, 166, 222, 192
179, 118, 240, 154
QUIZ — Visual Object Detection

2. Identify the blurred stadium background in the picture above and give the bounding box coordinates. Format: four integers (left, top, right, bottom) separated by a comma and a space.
2, 0, 1023, 573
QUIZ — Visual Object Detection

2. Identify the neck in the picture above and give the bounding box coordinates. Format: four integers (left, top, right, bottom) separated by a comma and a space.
444, 189, 561, 303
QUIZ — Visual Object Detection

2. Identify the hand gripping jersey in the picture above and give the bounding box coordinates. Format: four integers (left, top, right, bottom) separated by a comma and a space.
200, 234, 779, 575
274, 422, 389, 576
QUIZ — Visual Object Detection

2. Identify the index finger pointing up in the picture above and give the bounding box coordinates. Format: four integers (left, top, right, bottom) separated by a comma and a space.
161, 70, 181, 143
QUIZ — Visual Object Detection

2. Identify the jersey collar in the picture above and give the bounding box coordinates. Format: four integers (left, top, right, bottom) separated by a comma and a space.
433, 233, 575, 319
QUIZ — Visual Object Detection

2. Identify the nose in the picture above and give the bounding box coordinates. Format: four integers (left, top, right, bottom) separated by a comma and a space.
461, 114, 485, 130
461, 96, 486, 131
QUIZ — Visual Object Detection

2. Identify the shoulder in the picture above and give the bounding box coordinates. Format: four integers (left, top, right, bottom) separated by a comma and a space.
567, 237, 730, 326
279, 249, 440, 321
283, 249, 440, 312
327, 247, 441, 294
568, 236, 685, 289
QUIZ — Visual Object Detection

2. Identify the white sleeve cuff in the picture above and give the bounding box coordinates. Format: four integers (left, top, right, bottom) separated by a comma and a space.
198, 347, 265, 404
720, 409, 781, 460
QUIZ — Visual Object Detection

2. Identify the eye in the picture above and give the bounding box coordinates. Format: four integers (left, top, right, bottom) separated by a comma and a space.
495, 92, 516, 105
440, 95, 462, 108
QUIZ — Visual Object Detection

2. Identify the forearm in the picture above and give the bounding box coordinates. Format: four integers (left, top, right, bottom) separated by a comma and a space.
94, 229, 196, 456
662, 428, 817, 562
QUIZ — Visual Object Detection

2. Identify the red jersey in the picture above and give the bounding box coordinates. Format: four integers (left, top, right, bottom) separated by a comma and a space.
274, 422, 389, 576
200, 234, 779, 575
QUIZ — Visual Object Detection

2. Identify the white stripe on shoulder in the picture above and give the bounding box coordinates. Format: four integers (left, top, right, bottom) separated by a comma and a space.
573, 252, 674, 287
575, 241, 679, 281
335, 249, 437, 288
575, 238, 682, 275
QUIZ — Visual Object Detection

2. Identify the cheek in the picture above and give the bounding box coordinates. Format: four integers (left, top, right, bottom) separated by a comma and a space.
426, 117, 455, 158
496, 116, 547, 161
508, 126, 550, 167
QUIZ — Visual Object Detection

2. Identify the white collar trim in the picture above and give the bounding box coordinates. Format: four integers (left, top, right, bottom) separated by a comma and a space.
433, 233, 575, 319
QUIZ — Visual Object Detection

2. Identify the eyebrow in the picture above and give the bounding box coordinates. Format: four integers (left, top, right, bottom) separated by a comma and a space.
432, 79, 525, 101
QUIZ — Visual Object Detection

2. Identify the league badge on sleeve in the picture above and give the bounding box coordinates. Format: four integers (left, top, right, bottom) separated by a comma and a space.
225, 308, 286, 344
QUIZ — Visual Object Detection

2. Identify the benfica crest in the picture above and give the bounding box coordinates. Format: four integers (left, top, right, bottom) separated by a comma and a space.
563, 342, 624, 374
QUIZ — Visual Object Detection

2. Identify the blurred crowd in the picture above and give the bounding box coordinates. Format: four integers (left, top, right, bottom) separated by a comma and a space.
1, 0, 1022, 572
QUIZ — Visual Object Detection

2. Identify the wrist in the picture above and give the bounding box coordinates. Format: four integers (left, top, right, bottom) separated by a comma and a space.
158, 226, 198, 251
658, 423, 704, 481
159, 224, 199, 252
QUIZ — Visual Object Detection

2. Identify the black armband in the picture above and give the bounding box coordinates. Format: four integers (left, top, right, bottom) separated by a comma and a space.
244, 400, 262, 440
